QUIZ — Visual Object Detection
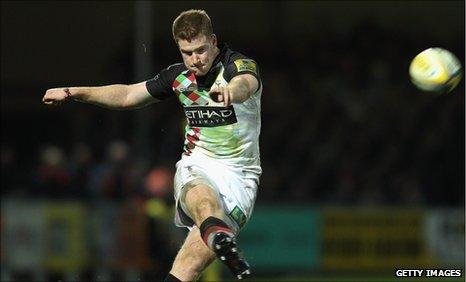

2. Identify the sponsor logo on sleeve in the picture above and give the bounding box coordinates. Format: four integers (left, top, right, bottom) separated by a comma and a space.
234, 59, 257, 74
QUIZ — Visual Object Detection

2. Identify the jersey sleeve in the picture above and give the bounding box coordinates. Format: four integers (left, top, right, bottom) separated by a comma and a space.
145, 65, 179, 100
223, 55, 261, 86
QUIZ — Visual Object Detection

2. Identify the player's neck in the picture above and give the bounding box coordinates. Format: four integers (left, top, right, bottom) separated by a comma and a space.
213, 46, 220, 58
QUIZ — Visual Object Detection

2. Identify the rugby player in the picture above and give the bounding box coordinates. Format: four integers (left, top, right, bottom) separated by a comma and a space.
42, 9, 262, 281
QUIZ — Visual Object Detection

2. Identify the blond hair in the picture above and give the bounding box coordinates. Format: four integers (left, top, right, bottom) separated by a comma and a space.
172, 9, 213, 43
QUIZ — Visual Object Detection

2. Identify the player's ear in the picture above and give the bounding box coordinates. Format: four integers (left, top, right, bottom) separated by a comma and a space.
210, 34, 217, 46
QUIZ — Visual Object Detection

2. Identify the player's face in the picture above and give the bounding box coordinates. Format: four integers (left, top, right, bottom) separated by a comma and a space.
178, 34, 219, 76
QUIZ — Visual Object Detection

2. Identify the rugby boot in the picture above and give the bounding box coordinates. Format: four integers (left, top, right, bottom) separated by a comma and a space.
212, 232, 251, 280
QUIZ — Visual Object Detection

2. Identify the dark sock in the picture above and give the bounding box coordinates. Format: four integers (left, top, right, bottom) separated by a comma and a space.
164, 273, 181, 282
199, 216, 234, 250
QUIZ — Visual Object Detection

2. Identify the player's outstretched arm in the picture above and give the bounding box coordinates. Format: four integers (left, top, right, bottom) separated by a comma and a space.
208, 74, 259, 107
42, 81, 157, 110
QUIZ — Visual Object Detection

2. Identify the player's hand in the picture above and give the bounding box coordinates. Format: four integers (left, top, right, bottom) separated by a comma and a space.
209, 86, 232, 107
42, 88, 72, 106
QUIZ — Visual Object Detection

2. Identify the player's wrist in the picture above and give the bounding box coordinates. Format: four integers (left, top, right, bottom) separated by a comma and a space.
225, 85, 237, 103
64, 88, 74, 100
227, 85, 246, 104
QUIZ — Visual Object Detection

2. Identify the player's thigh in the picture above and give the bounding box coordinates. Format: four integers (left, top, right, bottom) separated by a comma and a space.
184, 183, 224, 221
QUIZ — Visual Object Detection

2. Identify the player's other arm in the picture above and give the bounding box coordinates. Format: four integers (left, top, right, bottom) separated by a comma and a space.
42, 82, 157, 110
209, 74, 259, 107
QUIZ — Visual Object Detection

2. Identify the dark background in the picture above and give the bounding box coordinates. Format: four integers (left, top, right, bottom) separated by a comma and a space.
1, 1, 465, 281
2, 0, 464, 205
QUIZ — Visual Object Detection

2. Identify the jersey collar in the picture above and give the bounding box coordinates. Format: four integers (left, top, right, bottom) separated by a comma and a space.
209, 43, 229, 71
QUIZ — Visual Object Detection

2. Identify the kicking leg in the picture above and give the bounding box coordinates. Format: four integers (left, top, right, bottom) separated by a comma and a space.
184, 183, 251, 279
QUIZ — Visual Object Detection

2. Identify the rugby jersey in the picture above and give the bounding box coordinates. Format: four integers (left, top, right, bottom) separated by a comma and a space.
145, 44, 262, 172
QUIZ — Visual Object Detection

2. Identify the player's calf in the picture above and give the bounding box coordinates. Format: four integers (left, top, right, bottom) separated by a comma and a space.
200, 216, 251, 280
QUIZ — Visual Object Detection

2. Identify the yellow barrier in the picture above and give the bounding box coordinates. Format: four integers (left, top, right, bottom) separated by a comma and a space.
43, 202, 88, 271
322, 208, 437, 270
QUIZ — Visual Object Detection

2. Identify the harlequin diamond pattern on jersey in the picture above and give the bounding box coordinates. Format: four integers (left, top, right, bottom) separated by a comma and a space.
172, 71, 209, 106
184, 127, 201, 155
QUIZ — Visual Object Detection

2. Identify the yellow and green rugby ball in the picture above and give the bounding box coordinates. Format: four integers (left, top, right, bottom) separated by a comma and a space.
409, 47, 462, 93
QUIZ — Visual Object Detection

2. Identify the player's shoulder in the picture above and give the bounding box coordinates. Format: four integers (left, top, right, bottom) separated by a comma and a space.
221, 44, 259, 77
147, 62, 187, 87
164, 62, 187, 74
152, 62, 187, 81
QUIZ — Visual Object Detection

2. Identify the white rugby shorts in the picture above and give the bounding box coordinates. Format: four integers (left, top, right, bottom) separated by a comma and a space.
173, 152, 260, 233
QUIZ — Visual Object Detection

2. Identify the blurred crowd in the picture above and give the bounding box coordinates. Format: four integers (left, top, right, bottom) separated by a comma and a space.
1, 20, 464, 207
1, 140, 175, 203
258, 20, 464, 206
